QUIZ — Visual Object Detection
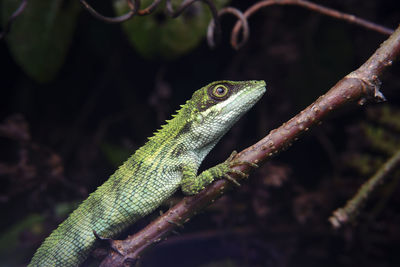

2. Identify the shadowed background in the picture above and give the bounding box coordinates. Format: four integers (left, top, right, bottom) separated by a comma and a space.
1, 0, 400, 266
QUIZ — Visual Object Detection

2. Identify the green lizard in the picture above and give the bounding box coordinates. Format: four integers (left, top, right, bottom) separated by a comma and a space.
28, 80, 266, 266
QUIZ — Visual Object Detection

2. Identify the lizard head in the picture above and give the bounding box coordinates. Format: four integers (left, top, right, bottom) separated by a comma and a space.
182, 80, 266, 152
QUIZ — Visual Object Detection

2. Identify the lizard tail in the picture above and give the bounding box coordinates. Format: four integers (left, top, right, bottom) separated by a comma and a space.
28, 207, 97, 267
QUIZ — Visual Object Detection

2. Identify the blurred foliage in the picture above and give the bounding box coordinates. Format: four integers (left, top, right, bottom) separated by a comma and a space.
0, 201, 78, 266
0, 214, 44, 265
346, 105, 400, 176
1, 0, 81, 83
1, 0, 230, 81
340, 104, 400, 225
114, 0, 229, 59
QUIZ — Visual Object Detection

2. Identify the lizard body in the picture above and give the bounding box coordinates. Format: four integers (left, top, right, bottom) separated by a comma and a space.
28, 80, 266, 266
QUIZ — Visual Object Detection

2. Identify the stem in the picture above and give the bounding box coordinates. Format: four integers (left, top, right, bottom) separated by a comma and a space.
329, 149, 400, 228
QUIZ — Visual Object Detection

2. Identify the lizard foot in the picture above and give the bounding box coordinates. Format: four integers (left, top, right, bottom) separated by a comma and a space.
227, 151, 259, 169
224, 173, 241, 186
223, 151, 259, 186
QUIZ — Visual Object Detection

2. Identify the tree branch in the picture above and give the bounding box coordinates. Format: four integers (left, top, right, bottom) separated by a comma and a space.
98, 22, 400, 267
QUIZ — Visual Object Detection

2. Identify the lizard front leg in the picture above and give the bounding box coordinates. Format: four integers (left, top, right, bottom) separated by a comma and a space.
181, 151, 258, 195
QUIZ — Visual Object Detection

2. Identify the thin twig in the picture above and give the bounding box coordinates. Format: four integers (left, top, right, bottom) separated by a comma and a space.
79, 0, 139, 23
78, 0, 394, 50
0, 0, 28, 40
229, 0, 394, 49
79, 0, 222, 42
137, 0, 163, 15
207, 7, 249, 49
99, 21, 400, 267
329, 148, 400, 229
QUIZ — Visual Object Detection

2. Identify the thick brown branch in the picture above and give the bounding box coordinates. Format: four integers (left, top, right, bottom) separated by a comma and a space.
99, 25, 400, 267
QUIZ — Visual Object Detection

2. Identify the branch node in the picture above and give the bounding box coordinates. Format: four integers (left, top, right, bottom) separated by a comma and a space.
346, 71, 386, 103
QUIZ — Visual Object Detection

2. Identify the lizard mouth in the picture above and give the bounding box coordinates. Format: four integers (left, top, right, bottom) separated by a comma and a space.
236, 80, 266, 107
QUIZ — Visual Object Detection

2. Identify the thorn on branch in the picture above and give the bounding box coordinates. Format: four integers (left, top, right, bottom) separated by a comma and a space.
345, 71, 387, 104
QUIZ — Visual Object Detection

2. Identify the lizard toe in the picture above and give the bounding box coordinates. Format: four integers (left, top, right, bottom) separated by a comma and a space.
223, 174, 241, 186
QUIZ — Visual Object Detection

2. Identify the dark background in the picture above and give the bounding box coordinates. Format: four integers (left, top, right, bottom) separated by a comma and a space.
1, 0, 400, 266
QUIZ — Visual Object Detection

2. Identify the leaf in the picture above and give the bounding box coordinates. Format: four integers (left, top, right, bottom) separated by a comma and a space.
0, 214, 44, 266
0, 202, 78, 266
114, 0, 229, 59
2, 0, 81, 83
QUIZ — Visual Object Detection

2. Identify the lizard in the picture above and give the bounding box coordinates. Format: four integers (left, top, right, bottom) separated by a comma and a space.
28, 80, 266, 266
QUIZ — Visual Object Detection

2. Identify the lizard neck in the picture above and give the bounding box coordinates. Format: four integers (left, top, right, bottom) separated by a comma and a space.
145, 103, 221, 163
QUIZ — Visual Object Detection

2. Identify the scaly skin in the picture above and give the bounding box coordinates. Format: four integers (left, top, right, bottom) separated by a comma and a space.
28, 80, 266, 266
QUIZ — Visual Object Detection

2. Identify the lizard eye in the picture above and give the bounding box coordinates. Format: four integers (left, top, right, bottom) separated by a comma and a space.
212, 85, 229, 98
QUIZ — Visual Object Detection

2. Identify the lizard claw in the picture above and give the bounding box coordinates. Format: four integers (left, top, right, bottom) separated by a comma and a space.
230, 161, 259, 169
226, 150, 239, 161
224, 174, 241, 186
227, 151, 259, 169
223, 150, 258, 186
